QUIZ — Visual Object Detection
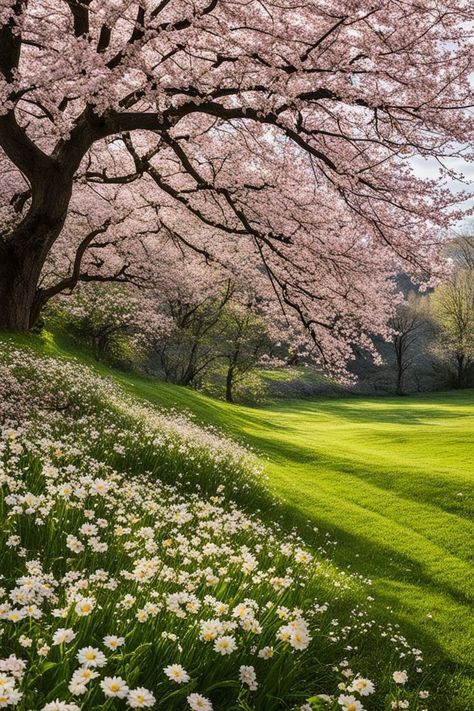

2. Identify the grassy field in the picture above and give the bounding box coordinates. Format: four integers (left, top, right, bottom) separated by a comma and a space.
2, 331, 474, 708
114, 370, 474, 706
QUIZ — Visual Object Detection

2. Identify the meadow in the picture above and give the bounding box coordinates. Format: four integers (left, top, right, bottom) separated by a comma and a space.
0, 331, 472, 710
114, 375, 474, 710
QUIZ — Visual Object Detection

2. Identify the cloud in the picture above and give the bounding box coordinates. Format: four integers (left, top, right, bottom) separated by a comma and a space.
410, 155, 474, 226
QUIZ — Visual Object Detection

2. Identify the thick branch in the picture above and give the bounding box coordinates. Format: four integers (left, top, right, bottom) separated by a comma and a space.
0, 112, 50, 182
64, 0, 91, 37
37, 219, 112, 305
0, 0, 26, 81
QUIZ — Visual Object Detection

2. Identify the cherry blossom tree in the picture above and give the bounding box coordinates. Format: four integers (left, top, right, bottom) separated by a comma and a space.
51, 281, 170, 358
1, 0, 472, 375
148, 262, 236, 385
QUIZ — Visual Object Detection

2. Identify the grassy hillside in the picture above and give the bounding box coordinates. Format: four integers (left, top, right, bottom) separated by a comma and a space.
109, 362, 474, 708
1, 330, 473, 709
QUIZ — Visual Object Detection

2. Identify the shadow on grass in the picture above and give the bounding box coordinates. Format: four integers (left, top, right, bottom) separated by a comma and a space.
3, 331, 472, 709
221, 420, 474, 522
263, 494, 474, 711
266, 392, 474, 425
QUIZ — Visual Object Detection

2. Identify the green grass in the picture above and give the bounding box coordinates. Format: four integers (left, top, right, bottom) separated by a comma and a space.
2, 330, 473, 708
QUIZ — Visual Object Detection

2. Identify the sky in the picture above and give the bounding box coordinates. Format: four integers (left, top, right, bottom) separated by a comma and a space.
411, 154, 474, 229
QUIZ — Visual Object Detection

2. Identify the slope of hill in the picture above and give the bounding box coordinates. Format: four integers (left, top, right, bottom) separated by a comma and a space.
1, 330, 472, 710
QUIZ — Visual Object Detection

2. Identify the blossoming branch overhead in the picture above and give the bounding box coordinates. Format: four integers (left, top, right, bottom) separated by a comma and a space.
0, 0, 472, 367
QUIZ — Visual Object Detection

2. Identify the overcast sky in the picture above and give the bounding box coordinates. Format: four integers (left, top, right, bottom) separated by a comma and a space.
411, 154, 474, 229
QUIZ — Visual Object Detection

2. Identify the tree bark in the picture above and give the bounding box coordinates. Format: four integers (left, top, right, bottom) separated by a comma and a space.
393, 335, 405, 396
225, 365, 234, 403
395, 368, 404, 396
0, 241, 43, 330
0, 164, 73, 331
456, 353, 465, 389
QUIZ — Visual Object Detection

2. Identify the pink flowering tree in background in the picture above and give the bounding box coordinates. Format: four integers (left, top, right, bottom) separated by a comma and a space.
0, 0, 472, 376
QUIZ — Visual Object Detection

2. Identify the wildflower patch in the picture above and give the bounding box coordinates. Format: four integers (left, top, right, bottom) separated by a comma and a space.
0, 343, 429, 710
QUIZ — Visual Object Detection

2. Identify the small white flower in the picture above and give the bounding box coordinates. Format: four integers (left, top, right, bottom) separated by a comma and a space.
213, 635, 237, 655
74, 597, 95, 617
0, 674, 15, 692
187, 693, 213, 711
76, 646, 107, 668
79, 523, 98, 536
239, 665, 258, 691
101, 676, 129, 698
392, 670, 408, 685
71, 667, 99, 685
348, 677, 375, 696
338, 695, 365, 711
164, 664, 190, 684
4, 687, 21, 704
66, 535, 84, 554
52, 628, 76, 645
103, 635, 125, 651
127, 687, 156, 708
68, 680, 88, 696
18, 635, 32, 648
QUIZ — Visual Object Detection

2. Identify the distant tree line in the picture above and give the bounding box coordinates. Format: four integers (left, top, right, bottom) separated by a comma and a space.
47, 233, 474, 402
352, 232, 474, 395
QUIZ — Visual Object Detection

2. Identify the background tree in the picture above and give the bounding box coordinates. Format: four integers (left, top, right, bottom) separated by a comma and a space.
1, 0, 472, 381
151, 278, 235, 386
50, 281, 169, 362
430, 236, 474, 388
219, 301, 273, 403
391, 292, 430, 396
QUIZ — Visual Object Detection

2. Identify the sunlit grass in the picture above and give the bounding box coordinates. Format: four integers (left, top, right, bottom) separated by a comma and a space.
1, 330, 473, 710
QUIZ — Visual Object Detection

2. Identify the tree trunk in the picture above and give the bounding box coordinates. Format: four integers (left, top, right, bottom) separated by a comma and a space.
396, 368, 404, 396
394, 336, 404, 396
179, 343, 200, 386
179, 366, 196, 386
456, 353, 465, 389
0, 243, 44, 331
0, 169, 73, 332
225, 365, 234, 403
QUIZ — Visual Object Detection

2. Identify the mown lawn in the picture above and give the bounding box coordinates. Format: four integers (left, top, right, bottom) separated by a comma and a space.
2, 331, 474, 708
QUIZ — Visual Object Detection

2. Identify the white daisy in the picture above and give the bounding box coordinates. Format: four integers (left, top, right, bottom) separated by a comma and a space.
187, 693, 213, 711
127, 687, 156, 708
52, 628, 76, 645
164, 664, 190, 684
101, 676, 129, 698
76, 646, 107, 668
103, 635, 125, 651
213, 635, 237, 655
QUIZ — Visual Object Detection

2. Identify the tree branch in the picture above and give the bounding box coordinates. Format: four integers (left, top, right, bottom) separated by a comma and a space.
37, 219, 112, 305
64, 0, 91, 37
0, 0, 26, 81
